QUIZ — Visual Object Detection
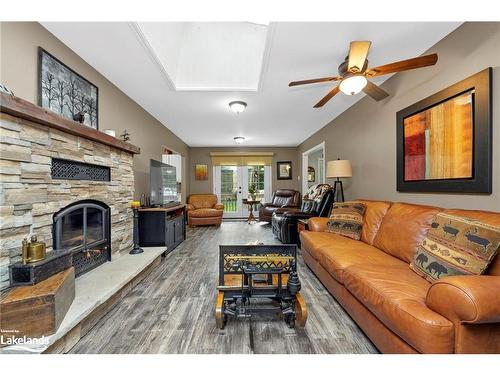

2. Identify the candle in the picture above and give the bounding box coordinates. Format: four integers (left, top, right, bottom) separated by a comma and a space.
131, 201, 141, 209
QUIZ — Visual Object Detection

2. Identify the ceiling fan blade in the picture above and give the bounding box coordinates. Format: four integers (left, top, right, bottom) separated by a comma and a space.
366, 53, 438, 77
347, 41, 371, 73
362, 80, 389, 101
313, 86, 341, 108
289, 76, 341, 87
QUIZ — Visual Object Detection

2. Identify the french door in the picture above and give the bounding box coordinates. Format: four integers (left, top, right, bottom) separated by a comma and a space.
214, 165, 272, 218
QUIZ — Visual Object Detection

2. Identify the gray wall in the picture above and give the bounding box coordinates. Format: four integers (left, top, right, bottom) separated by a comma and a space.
0, 22, 190, 200
298, 22, 500, 212
189, 147, 299, 196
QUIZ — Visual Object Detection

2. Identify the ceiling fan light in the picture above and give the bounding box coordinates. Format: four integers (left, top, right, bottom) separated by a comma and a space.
229, 101, 247, 114
234, 136, 246, 144
339, 75, 368, 96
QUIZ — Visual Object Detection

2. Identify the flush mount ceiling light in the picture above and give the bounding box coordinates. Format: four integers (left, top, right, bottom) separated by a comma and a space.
229, 101, 247, 114
234, 136, 246, 144
289, 40, 438, 108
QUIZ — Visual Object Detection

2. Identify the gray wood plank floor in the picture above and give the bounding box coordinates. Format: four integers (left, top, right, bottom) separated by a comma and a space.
70, 222, 378, 354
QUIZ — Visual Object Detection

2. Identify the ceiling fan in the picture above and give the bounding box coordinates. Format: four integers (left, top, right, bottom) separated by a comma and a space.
289, 41, 438, 108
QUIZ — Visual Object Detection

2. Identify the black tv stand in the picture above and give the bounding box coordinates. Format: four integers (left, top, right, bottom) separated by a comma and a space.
138, 204, 186, 254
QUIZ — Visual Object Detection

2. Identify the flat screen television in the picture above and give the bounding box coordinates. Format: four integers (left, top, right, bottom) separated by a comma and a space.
150, 159, 179, 206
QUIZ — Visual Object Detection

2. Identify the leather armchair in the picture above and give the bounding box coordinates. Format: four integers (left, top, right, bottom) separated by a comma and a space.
258, 189, 301, 223
272, 184, 334, 244
187, 194, 224, 226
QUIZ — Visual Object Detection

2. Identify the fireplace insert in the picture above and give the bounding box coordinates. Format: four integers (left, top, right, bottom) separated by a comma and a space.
53, 200, 111, 277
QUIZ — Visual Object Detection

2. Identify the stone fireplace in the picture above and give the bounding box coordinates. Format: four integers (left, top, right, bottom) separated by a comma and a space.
0, 93, 140, 290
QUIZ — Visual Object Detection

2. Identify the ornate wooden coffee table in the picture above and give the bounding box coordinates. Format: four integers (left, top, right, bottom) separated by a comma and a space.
215, 244, 308, 329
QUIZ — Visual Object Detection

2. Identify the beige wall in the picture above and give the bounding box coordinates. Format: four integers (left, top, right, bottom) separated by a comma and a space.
298, 22, 500, 212
189, 147, 299, 196
0, 22, 190, 200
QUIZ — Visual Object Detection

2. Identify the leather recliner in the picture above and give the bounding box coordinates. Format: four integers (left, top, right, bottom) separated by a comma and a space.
258, 189, 301, 223
272, 184, 334, 244
186, 194, 224, 226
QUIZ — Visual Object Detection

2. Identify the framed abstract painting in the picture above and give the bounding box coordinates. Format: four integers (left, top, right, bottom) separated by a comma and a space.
195, 164, 208, 180
397, 68, 492, 193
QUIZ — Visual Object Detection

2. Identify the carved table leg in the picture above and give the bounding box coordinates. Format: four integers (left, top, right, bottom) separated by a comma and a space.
295, 292, 308, 327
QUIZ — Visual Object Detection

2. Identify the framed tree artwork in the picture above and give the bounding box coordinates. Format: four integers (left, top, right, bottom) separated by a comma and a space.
396, 68, 492, 193
38, 47, 99, 129
277, 161, 292, 180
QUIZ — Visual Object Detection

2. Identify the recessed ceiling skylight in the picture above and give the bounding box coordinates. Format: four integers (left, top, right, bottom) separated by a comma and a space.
136, 22, 269, 91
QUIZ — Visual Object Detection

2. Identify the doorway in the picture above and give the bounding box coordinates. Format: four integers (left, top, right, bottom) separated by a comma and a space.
213, 165, 272, 218
302, 142, 325, 194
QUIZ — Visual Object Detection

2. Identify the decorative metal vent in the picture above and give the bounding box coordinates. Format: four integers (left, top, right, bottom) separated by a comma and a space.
51, 158, 110, 181
73, 246, 111, 277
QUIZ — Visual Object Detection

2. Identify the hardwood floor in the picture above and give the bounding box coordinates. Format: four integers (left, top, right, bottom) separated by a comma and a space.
70, 222, 378, 354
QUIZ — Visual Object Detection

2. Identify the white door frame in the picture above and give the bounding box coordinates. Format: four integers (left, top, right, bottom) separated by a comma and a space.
302, 141, 326, 194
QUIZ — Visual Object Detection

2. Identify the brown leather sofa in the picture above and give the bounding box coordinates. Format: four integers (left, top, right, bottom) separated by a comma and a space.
186, 194, 224, 226
300, 199, 500, 354
259, 189, 301, 223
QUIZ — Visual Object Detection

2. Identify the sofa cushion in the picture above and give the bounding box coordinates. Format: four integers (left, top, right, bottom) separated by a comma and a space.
343, 263, 454, 353
188, 208, 223, 218
410, 213, 500, 282
373, 202, 442, 263
300, 231, 404, 283
444, 208, 500, 276
326, 202, 366, 240
355, 200, 392, 245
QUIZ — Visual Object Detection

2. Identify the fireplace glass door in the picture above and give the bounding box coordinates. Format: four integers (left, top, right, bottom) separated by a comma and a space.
54, 202, 108, 251
86, 206, 104, 245
60, 207, 84, 249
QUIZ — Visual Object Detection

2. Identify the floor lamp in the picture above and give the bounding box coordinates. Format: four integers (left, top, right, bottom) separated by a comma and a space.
326, 159, 352, 202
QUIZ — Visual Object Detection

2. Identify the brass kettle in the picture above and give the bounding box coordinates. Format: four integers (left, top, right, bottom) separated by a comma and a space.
22, 235, 46, 264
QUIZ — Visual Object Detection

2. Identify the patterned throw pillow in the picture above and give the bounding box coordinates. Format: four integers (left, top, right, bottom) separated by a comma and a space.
410, 213, 500, 282
325, 202, 366, 240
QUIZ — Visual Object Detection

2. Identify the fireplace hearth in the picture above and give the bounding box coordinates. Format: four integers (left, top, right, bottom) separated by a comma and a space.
53, 200, 111, 277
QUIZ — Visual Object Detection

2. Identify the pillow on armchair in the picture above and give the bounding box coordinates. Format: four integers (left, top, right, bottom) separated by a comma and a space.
325, 202, 366, 240
301, 184, 333, 213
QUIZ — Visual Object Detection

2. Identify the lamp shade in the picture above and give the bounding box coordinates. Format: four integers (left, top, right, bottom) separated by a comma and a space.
326, 159, 352, 178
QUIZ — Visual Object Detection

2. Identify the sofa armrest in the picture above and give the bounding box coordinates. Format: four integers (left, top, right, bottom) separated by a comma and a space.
283, 211, 315, 219
262, 202, 276, 208
186, 204, 195, 211
281, 203, 300, 209
214, 203, 224, 210
426, 275, 500, 324
308, 217, 330, 232
274, 207, 300, 215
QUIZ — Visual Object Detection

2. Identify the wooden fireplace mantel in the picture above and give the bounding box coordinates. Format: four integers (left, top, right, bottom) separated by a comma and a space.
0, 92, 140, 154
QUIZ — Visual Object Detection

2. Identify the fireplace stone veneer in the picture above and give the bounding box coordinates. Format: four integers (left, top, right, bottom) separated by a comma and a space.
0, 110, 136, 290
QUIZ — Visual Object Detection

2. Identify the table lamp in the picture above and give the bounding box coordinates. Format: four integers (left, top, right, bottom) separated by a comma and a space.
326, 159, 352, 202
